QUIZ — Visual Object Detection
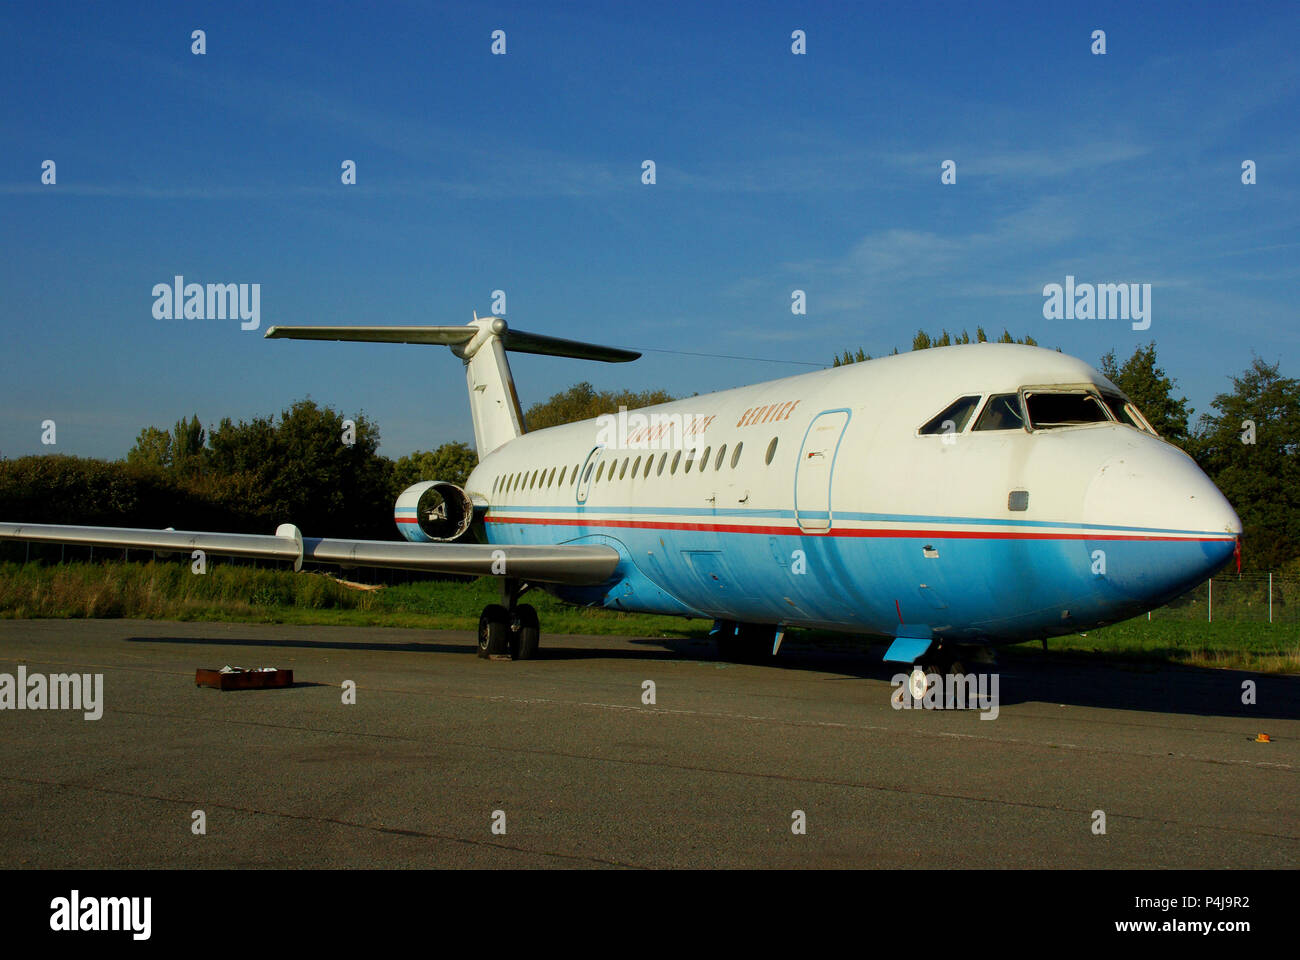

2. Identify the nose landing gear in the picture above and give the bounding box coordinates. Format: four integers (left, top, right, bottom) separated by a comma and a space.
906, 646, 972, 700
712, 620, 780, 663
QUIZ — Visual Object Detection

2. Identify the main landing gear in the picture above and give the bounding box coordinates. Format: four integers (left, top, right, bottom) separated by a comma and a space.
477, 578, 540, 660
906, 644, 992, 699
713, 621, 779, 664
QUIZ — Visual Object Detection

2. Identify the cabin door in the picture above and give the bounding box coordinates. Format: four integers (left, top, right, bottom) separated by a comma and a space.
576, 446, 603, 504
794, 410, 850, 532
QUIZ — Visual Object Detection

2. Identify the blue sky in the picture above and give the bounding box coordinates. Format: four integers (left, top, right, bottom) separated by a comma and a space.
2, 1, 1297, 459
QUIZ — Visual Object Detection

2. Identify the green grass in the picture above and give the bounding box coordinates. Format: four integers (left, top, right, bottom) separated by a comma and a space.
0, 560, 708, 638
0, 561, 1296, 673
1023, 619, 1300, 673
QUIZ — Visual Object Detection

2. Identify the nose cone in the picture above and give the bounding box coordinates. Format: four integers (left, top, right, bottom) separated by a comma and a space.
1083, 441, 1240, 602
1085, 445, 1241, 536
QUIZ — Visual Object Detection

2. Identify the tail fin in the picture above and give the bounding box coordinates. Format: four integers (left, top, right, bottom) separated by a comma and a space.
264, 315, 639, 457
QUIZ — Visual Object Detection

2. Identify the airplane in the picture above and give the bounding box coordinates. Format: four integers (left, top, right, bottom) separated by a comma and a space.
0, 314, 1242, 697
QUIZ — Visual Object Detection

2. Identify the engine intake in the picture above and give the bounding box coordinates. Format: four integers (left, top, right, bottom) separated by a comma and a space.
394, 481, 474, 543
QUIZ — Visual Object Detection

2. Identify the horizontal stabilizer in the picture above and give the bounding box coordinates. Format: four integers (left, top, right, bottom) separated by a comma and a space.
264, 325, 476, 346
264, 319, 639, 362
0, 522, 621, 585
501, 329, 640, 363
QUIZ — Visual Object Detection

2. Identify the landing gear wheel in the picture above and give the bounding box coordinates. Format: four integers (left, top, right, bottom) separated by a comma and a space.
478, 604, 510, 658
511, 604, 540, 661
712, 620, 739, 661
907, 665, 931, 701
718, 624, 775, 663
715, 633, 740, 661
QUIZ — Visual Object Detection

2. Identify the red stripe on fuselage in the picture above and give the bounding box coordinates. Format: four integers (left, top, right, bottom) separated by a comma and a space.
483, 514, 1231, 542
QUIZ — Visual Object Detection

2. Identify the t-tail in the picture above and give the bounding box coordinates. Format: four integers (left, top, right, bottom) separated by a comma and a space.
263, 314, 640, 456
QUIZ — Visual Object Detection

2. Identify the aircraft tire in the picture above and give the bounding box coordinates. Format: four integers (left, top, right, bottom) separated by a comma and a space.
478, 604, 510, 658
718, 623, 775, 663
511, 604, 540, 660
907, 665, 931, 700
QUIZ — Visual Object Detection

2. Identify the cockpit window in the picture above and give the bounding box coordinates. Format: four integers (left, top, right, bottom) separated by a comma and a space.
973, 393, 1026, 431
1024, 391, 1110, 429
919, 395, 981, 436
1101, 394, 1156, 434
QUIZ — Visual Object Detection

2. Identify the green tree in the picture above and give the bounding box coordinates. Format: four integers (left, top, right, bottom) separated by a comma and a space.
1188, 357, 1299, 571
832, 348, 871, 367
1098, 343, 1191, 445
390, 442, 478, 493
833, 329, 1040, 365
171, 414, 206, 477
206, 400, 392, 538
524, 381, 676, 430
126, 426, 172, 471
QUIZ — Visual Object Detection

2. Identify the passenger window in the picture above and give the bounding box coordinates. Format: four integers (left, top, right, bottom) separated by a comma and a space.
1025, 392, 1110, 429
731, 442, 743, 468
973, 394, 1026, 431
631, 456, 641, 477
671, 450, 681, 474
558, 466, 566, 485
582, 463, 593, 484
700, 446, 711, 471
919, 395, 981, 435
765, 437, 778, 464
595, 462, 605, 482
643, 455, 652, 478
619, 457, 628, 479
684, 448, 697, 473
657, 452, 667, 476
715, 444, 726, 470
572, 464, 579, 484
547, 467, 555, 487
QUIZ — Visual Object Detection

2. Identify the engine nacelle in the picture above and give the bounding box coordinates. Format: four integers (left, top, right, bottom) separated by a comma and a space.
394, 481, 474, 543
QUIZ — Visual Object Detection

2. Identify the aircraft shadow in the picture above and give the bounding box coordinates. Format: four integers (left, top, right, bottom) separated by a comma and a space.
547, 636, 1300, 722
125, 633, 1299, 722
126, 634, 470, 656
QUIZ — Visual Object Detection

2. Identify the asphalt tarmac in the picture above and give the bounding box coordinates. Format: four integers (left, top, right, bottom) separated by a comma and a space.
0, 619, 1295, 869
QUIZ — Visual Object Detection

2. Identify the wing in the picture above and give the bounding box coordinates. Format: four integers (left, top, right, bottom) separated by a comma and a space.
0, 522, 618, 585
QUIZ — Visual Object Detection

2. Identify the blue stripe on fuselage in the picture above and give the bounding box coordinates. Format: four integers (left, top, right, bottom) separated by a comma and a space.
482, 509, 1234, 642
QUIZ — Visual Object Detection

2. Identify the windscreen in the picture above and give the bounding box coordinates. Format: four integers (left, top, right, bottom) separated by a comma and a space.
1025, 391, 1110, 429
919, 395, 982, 435
1101, 394, 1154, 433
973, 393, 1026, 431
